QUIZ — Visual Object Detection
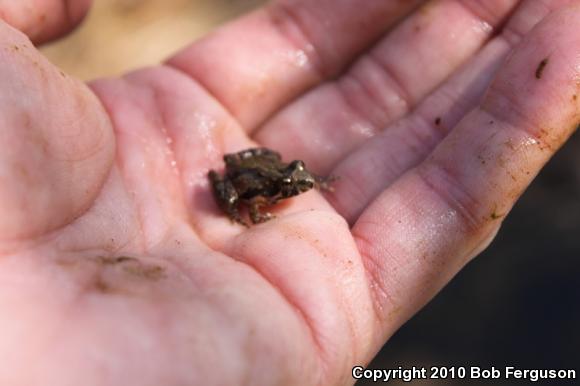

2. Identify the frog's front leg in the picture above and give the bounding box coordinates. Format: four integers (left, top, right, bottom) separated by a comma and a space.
248, 196, 278, 224
315, 174, 339, 192
209, 170, 247, 226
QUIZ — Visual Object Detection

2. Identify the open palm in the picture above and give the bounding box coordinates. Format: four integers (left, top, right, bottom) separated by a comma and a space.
1, 0, 579, 385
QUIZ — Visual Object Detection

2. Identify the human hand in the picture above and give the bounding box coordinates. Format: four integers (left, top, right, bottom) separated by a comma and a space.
0, 1, 579, 385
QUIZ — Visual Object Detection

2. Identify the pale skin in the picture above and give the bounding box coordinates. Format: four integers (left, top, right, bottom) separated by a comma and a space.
0, 0, 578, 385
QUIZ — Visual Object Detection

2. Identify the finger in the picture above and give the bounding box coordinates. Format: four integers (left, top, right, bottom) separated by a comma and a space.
254, 0, 522, 173
330, 0, 573, 223
0, 22, 114, 244
167, 0, 424, 129
0, 0, 91, 44
352, 4, 580, 345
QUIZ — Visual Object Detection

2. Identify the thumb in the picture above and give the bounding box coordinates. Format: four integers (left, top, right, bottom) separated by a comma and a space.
0, 21, 114, 243
0, 0, 92, 44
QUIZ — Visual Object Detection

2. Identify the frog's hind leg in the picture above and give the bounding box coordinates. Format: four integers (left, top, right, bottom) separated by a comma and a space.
209, 170, 248, 227
249, 197, 276, 224
224, 148, 280, 167
250, 147, 281, 161
223, 153, 242, 168
237, 147, 282, 163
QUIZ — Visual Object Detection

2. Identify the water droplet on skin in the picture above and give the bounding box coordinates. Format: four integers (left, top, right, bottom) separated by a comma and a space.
523, 137, 539, 146
292, 50, 308, 67
193, 112, 218, 155
477, 20, 492, 34
170, 160, 178, 174
351, 122, 375, 138
278, 48, 310, 68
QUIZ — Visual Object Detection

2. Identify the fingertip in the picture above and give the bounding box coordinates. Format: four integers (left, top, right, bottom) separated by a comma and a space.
65, 0, 93, 25
36, 0, 93, 44
0, 0, 93, 45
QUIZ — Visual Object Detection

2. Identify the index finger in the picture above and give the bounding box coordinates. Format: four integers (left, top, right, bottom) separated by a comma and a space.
167, 0, 424, 129
352, 4, 580, 342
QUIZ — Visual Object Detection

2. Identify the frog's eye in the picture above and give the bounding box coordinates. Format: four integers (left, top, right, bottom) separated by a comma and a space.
288, 160, 305, 171
282, 177, 292, 185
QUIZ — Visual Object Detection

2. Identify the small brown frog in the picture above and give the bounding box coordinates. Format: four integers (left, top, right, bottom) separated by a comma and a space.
209, 147, 335, 226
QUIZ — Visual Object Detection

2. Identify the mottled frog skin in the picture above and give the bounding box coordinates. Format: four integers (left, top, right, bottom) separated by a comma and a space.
209, 147, 334, 226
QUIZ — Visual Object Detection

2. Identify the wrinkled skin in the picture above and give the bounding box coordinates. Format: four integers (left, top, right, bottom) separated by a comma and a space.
0, 0, 579, 385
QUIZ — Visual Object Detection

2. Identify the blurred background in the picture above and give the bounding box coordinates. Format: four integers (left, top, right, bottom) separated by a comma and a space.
41, 0, 266, 80
41, 1, 580, 385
